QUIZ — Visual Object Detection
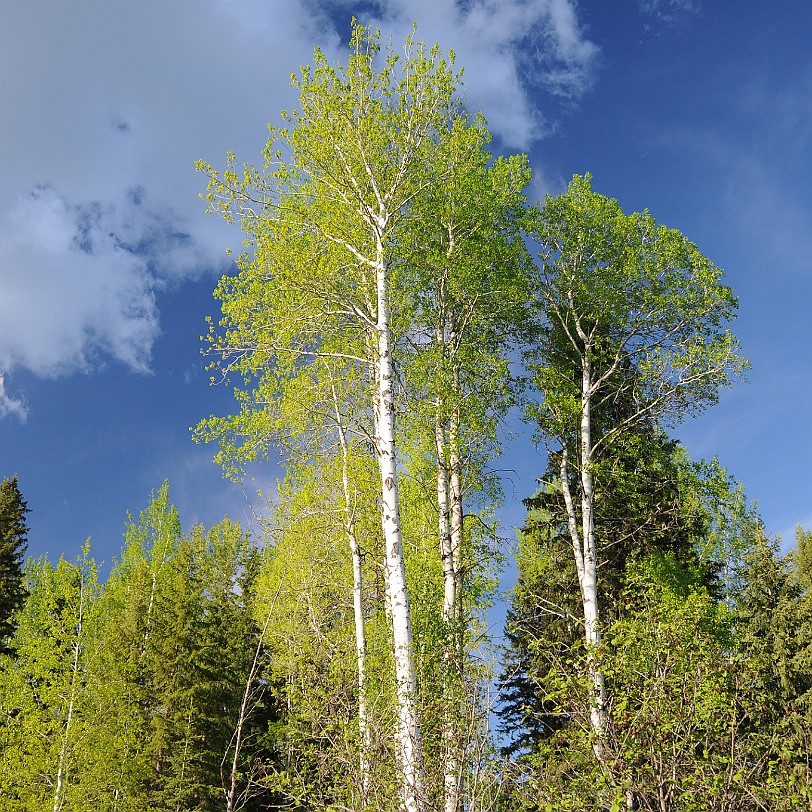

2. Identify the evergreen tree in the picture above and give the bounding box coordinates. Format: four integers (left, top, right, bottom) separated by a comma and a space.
732, 526, 812, 807
499, 427, 710, 757
76, 484, 278, 811
0, 476, 29, 654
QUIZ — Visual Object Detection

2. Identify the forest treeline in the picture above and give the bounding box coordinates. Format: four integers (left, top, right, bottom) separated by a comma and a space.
1, 23, 811, 812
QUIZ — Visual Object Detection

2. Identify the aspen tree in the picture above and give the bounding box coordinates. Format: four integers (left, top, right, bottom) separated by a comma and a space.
400, 118, 531, 812
0, 548, 98, 810
196, 25, 473, 812
526, 174, 747, 767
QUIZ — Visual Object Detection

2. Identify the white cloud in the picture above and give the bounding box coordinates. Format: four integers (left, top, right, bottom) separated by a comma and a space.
0, 0, 596, 405
0, 185, 201, 377
352, 0, 598, 146
0, 373, 27, 422
0, 0, 333, 387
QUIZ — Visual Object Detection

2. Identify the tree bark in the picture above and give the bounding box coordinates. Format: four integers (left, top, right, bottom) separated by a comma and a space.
375, 249, 426, 812
444, 395, 465, 812
558, 352, 607, 762
331, 376, 372, 805
579, 358, 607, 746
436, 405, 463, 812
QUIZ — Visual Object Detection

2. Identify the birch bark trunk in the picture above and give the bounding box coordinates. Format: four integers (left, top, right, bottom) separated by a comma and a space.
375, 245, 426, 812
436, 405, 463, 812
443, 395, 464, 812
434, 313, 464, 812
558, 351, 607, 759
331, 379, 372, 804
578, 359, 607, 746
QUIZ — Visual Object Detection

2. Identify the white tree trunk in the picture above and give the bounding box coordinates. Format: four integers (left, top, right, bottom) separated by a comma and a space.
435, 406, 463, 812
449, 397, 464, 605
577, 358, 607, 750
331, 378, 372, 804
444, 400, 465, 812
559, 358, 607, 756
375, 252, 426, 812
436, 408, 456, 628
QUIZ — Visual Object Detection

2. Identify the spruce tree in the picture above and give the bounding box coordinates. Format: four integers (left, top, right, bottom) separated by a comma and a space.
0, 476, 29, 654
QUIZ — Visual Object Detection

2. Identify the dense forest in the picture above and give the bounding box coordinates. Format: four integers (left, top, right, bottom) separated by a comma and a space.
1, 24, 810, 812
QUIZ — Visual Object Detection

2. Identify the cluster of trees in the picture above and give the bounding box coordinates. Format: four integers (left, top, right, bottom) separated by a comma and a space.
1, 22, 810, 812
500, 447, 812, 810
0, 482, 278, 811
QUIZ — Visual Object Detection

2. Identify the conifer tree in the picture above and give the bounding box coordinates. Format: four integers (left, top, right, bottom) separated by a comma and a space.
78, 484, 277, 812
0, 476, 29, 654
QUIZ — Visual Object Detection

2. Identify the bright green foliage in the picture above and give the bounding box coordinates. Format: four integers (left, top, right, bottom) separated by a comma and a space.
194, 23, 528, 812
0, 544, 99, 811
602, 556, 755, 811
0, 476, 29, 654
76, 482, 185, 809
399, 116, 532, 488
81, 483, 275, 812
254, 462, 395, 811
194, 22, 462, 477
789, 526, 812, 719
527, 173, 747, 442
499, 439, 812, 810
0, 483, 278, 811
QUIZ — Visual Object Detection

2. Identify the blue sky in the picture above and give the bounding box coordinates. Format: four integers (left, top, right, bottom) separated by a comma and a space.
1, 0, 810, 568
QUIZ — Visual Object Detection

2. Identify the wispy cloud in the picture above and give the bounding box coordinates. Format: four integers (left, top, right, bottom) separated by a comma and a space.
354, 0, 599, 146
639, 0, 702, 26
0, 373, 26, 422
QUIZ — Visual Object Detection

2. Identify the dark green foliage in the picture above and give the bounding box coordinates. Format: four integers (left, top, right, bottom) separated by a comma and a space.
0, 483, 281, 811
499, 433, 812, 810
0, 476, 29, 655
732, 527, 812, 803
498, 428, 712, 758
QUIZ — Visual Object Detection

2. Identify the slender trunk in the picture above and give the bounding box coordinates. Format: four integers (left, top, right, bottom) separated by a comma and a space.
558, 357, 607, 758
350, 532, 372, 804
436, 405, 455, 629
54, 572, 87, 812
578, 356, 607, 753
375, 247, 426, 812
444, 390, 465, 812
331, 376, 372, 804
222, 582, 281, 812
223, 659, 255, 811
435, 401, 462, 812
448, 384, 464, 614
